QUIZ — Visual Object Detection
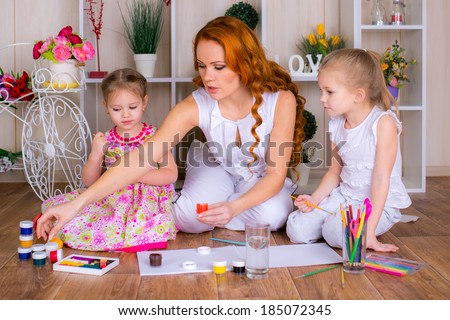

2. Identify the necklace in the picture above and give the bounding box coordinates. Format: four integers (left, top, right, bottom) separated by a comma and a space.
112, 123, 148, 144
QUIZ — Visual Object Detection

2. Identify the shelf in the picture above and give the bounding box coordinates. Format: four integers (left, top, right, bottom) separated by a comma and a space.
361, 25, 424, 31
291, 74, 319, 82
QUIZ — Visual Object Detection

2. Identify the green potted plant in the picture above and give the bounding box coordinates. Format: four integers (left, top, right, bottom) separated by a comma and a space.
225, 1, 259, 30
301, 109, 318, 164
120, 0, 165, 78
289, 109, 318, 187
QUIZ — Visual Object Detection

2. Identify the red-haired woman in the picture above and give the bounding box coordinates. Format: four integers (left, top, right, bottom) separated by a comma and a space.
37, 16, 306, 239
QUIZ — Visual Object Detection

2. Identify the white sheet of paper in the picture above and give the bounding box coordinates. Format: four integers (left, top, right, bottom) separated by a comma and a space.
137, 243, 342, 276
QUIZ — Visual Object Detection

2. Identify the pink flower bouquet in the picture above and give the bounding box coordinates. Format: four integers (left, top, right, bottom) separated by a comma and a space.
33, 26, 95, 65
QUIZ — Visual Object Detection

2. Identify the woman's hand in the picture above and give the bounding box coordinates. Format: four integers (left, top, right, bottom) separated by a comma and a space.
366, 234, 399, 252
36, 201, 81, 241
196, 202, 238, 227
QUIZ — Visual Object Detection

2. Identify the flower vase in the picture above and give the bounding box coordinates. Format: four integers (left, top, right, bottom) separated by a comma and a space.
387, 85, 399, 100
47, 60, 80, 90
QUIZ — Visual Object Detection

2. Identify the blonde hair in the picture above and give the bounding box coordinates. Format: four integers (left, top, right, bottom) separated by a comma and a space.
192, 16, 306, 174
101, 68, 147, 105
319, 48, 398, 112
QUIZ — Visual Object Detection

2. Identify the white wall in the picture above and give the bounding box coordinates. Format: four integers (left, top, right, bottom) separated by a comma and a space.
1, 0, 449, 182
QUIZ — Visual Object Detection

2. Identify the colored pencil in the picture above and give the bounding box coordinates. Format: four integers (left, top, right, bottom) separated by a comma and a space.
341, 267, 345, 288
365, 264, 406, 276
295, 265, 338, 278
209, 238, 246, 246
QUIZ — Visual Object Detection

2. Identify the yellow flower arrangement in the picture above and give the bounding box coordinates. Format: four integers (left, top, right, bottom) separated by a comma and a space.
380, 40, 417, 88
298, 23, 345, 64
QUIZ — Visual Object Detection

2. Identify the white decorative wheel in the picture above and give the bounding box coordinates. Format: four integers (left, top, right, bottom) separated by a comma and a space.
22, 94, 92, 201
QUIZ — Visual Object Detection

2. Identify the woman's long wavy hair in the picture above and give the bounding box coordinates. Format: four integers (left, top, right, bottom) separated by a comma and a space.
192, 16, 306, 179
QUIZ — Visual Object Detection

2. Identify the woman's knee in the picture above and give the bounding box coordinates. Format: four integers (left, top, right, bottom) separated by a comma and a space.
286, 211, 322, 244
172, 205, 214, 234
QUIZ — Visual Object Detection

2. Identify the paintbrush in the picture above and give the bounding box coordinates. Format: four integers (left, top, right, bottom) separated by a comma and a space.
290, 195, 334, 215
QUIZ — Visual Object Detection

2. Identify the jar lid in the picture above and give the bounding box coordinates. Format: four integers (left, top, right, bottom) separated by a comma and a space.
20, 220, 33, 228
197, 246, 211, 255
32, 244, 45, 252
232, 259, 245, 267
213, 260, 227, 267
18, 247, 32, 253
45, 242, 58, 251
32, 251, 47, 259
19, 235, 33, 241
182, 261, 197, 270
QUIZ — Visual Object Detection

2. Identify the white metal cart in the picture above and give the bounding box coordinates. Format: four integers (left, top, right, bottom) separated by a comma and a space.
0, 43, 92, 201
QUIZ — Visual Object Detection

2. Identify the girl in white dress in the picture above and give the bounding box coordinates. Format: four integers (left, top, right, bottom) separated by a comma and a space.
287, 48, 411, 252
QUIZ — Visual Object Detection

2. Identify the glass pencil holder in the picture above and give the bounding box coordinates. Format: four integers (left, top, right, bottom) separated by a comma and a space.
342, 221, 366, 274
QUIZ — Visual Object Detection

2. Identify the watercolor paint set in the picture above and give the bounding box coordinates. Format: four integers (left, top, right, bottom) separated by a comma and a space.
53, 254, 119, 276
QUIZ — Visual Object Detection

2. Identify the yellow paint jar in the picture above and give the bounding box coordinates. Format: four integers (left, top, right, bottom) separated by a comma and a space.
19, 235, 33, 248
213, 260, 227, 274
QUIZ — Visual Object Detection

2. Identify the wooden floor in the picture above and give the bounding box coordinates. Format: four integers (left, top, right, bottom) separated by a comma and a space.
1, 177, 449, 300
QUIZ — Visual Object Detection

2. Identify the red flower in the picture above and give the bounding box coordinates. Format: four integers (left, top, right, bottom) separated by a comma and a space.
19, 88, 34, 101
9, 86, 21, 99
68, 33, 83, 45
20, 71, 29, 84
33, 41, 43, 59
58, 26, 73, 38
16, 78, 27, 90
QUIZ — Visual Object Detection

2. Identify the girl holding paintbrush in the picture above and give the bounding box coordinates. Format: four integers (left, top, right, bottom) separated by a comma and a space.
287, 48, 411, 252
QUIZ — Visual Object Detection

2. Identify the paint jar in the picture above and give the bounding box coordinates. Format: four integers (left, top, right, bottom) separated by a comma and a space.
18, 247, 32, 260
20, 220, 33, 236
49, 237, 64, 249
232, 260, 246, 274
19, 235, 33, 248
31, 244, 45, 252
45, 242, 58, 258
213, 260, 227, 275
32, 251, 47, 267
49, 249, 63, 264
149, 253, 162, 267
196, 203, 208, 214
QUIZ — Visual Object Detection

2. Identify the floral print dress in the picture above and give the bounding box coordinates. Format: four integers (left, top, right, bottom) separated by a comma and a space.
41, 123, 177, 252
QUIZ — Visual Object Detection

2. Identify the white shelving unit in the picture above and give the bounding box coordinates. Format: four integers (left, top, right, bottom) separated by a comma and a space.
340, 0, 426, 192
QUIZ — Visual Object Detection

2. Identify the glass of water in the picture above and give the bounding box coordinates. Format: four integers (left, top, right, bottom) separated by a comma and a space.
245, 222, 270, 279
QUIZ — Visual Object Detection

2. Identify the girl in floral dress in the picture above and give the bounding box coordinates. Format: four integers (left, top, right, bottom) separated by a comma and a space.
41, 68, 178, 252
